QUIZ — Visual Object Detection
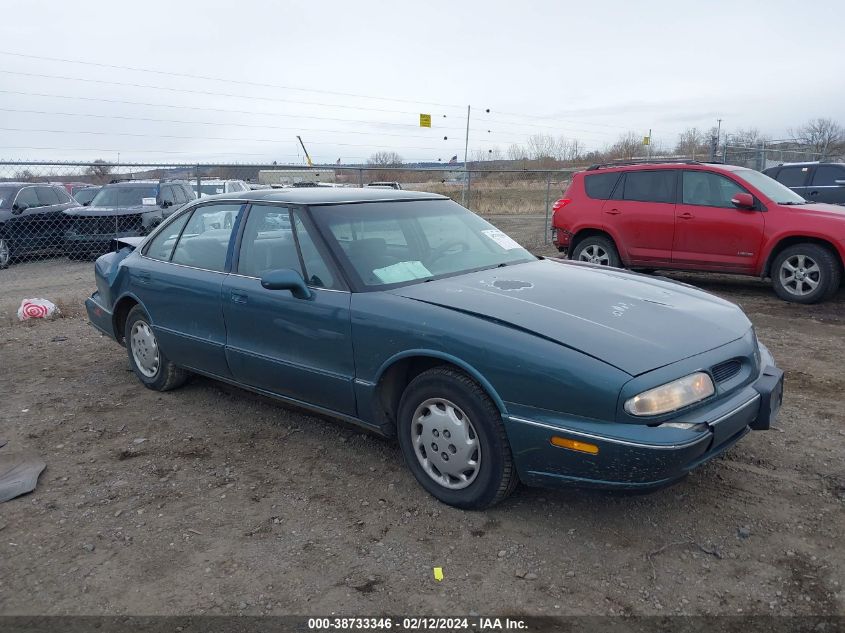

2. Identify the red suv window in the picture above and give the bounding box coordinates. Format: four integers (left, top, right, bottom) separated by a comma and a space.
584, 172, 620, 199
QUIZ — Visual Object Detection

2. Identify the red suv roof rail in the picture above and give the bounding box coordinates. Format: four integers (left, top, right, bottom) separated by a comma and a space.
586, 159, 723, 171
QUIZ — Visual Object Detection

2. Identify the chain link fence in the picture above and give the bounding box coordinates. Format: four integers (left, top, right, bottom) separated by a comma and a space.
0, 161, 574, 297
722, 144, 826, 170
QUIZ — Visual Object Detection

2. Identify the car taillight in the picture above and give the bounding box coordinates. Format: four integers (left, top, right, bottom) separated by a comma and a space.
552, 198, 572, 211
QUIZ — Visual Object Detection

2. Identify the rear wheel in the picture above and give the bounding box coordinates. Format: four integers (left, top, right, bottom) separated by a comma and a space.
771, 243, 841, 304
571, 235, 621, 267
396, 367, 518, 510
125, 305, 189, 391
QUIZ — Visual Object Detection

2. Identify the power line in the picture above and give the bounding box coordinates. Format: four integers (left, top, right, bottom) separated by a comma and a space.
0, 50, 468, 110
0, 125, 475, 153
0, 69, 451, 119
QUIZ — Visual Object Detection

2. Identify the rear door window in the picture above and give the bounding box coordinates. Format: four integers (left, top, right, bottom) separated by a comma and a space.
145, 212, 192, 262
776, 166, 809, 187
622, 170, 676, 203
811, 164, 845, 186
171, 204, 243, 272
36, 186, 60, 206
584, 172, 621, 199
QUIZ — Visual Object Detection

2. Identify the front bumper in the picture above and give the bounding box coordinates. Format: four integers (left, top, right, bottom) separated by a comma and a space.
506, 363, 784, 491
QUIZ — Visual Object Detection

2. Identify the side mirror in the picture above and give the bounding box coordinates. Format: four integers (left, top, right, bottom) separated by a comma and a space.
11, 203, 27, 214
82, 201, 91, 206
160, 200, 172, 209
731, 193, 755, 210
260, 268, 312, 299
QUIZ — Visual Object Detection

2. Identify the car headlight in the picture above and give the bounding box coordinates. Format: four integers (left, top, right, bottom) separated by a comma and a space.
624, 372, 715, 416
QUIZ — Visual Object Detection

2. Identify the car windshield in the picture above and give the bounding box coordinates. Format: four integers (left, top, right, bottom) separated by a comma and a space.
311, 199, 535, 290
732, 169, 806, 204
195, 184, 227, 196
0, 186, 18, 209
90, 186, 158, 208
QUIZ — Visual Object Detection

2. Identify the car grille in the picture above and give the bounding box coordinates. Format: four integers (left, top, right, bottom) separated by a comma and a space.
711, 359, 742, 383
70, 215, 143, 235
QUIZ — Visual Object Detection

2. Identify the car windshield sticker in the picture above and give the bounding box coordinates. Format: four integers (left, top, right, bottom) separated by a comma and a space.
481, 229, 522, 250
373, 261, 432, 284
142, 197, 157, 205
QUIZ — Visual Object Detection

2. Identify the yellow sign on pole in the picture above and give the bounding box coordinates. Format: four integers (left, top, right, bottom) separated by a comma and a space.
419, 113, 432, 128
643, 136, 650, 146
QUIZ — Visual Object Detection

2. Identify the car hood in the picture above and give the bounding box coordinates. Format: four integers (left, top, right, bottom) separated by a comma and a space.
389, 259, 751, 376
64, 205, 151, 217
786, 202, 845, 217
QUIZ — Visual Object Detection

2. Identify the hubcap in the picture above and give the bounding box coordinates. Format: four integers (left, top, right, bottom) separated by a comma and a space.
411, 398, 481, 490
779, 254, 821, 296
579, 244, 610, 265
0, 239, 10, 267
130, 320, 160, 378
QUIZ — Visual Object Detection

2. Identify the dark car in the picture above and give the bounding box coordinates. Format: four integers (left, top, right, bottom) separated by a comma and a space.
86, 188, 783, 509
72, 186, 101, 206
64, 179, 195, 258
0, 182, 78, 268
53, 181, 97, 197
763, 162, 845, 205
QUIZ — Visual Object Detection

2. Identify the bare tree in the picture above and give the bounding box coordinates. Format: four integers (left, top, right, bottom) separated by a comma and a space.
675, 127, 709, 158
367, 151, 403, 167
790, 118, 845, 160
506, 143, 528, 161
86, 159, 113, 184
605, 132, 642, 160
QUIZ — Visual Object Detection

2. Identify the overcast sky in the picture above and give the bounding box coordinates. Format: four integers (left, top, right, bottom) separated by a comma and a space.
1, 0, 843, 164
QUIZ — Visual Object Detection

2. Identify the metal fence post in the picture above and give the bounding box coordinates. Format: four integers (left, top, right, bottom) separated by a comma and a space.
544, 173, 552, 245
465, 170, 472, 210
358, 169, 363, 188
195, 165, 201, 199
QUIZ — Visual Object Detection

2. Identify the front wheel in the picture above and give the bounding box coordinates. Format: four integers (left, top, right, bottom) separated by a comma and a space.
396, 367, 518, 510
0, 238, 10, 269
125, 305, 189, 391
571, 235, 621, 267
771, 244, 841, 304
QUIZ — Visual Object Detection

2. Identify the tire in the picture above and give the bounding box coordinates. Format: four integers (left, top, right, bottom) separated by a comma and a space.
771, 243, 841, 304
396, 367, 518, 510
0, 238, 10, 269
124, 305, 189, 391
571, 235, 621, 267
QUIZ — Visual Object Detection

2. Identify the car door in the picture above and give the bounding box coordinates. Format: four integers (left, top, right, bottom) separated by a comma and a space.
805, 164, 845, 204
133, 202, 245, 378
8, 186, 44, 254
601, 169, 676, 264
36, 186, 72, 251
671, 170, 764, 272
222, 204, 356, 415
772, 165, 812, 197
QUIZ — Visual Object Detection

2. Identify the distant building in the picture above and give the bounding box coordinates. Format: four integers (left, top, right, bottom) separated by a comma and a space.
258, 169, 336, 186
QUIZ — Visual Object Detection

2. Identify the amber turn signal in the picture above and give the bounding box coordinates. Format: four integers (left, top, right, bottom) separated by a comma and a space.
550, 436, 599, 455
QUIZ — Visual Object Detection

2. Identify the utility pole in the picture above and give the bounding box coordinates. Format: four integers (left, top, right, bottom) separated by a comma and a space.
647, 128, 652, 159
462, 105, 471, 206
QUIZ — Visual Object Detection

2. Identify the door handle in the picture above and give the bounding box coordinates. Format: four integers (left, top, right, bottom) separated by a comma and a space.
678, 212, 694, 220
809, 190, 819, 196
231, 292, 248, 304
604, 208, 621, 215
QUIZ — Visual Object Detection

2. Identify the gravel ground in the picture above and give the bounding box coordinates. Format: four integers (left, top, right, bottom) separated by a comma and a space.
0, 215, 843, 617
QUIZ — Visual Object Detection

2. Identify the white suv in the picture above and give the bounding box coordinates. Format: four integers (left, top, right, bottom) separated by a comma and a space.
192, 179, 250, 198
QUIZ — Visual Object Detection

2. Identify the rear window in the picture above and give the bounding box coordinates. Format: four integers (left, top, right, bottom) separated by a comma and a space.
584, 173, 620, 199
811, 164, 845, 186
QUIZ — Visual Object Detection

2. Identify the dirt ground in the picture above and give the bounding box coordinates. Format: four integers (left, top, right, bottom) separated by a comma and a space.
0, 215, 843, 617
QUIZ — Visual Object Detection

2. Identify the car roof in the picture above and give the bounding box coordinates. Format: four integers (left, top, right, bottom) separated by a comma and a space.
583, 161, 746, 174
199, 188, 447, 205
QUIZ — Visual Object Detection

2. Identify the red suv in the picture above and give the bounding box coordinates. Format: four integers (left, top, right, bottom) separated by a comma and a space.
551, 160, 845, 303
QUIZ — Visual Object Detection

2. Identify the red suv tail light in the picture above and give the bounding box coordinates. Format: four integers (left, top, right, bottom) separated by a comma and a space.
552, 198, 572, 211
